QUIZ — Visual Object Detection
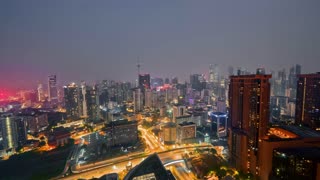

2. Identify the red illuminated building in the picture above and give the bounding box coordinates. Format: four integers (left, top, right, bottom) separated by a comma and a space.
228, 72, 271, 176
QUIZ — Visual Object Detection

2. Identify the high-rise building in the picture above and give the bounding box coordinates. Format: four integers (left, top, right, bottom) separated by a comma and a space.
164, 78, 170, 84
80, 81, 88, 117
286, 64, 302, 99
209, 64, 219, 83
86, 85, 99, 122
190, 74, 205, 91
133, 88, 142, 112
296, 64, 302, 75
48, 75, 58, 103
228, 72, 271, 174
105, 119, 138, 147
295, 73, 320, 130
144, 89, 152, 108
37, 83, 44, 102
139, 74, 151, 90
210, 112, 227, 138
151, 77, 164, 89
171, 77, 178, 84
64, 83, 80, 119
172, 105, 186, 121
15, 117, 27, 147
0, 113, 19, 154
228, 66, 234, 76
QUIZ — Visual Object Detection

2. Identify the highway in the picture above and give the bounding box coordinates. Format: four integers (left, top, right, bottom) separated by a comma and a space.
58, 125, 215, 179
60, 145, 211, 180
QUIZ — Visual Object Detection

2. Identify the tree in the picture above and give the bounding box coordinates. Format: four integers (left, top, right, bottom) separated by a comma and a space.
151, 113, 159, 125
215, 168, 227, 180
234, 171, 253, 180
210, 148, 217, 155
39, 141, 46, 147
15, 145, 23, 152
40, 136, 45, 141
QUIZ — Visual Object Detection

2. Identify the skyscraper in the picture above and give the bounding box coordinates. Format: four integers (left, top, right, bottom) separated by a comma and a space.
144, 89, 152, 108
209, 64, 218, 83
48, 75, 58, 103
295, 64, 302, 75
37, 83, 44, 102
133, 88, 142, 112
0, 113, 19, 153
295, 73, 320, 130
138, 74, 151, 90
228, 66, 234, 76
171, 77, 178, 84
80, 81, 88, 117
86, 85, 99, 122
190, 74, 204, 91
64, 83, 80, 119
228, 72, 271, 174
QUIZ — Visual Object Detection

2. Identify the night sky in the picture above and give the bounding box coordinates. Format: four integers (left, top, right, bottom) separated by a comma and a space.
1, 1, 320, 90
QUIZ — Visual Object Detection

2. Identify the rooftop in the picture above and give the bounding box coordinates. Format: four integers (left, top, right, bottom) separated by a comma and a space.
277, 125, 320, 138
178, 121, 196, 126
164, 122, 176, 128
210, 112, 227, 117
106, 119, 137, 127
175, 115, 192, 119
230, 74, 272, 79
274, 147, 320, 160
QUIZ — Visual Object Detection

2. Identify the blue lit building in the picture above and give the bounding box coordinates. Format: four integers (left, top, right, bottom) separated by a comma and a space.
210, 112, 228, 137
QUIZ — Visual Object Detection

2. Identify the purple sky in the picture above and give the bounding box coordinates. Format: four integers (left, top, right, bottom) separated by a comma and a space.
1, 0, 320, 90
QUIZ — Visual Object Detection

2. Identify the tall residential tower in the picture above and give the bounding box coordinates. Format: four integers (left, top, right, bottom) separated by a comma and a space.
295, 72, 320, 130
48, 75, 58, 103
228, 72, 271, 175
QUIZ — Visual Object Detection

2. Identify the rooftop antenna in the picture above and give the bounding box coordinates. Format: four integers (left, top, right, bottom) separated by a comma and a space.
137, 57, 141, 75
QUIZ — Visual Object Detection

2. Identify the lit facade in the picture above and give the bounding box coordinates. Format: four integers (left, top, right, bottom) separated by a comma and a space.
210, 112, 227, 138
139, 74, 151, 90
64, 83, 80, 119
0, 114, 19, 154
295, 73, 320, 130
48, 75, 58, 103
86, 85, 99, 122
37, 83, 44, 102
172, 105, 186, 122
228, 73, 271, 175
161, 122, 176, 144
258, 125, 320, 180
177, 122, 196, 143
271, 147, 320, 180
133, 88, 143, 112
80, 81, 88, 117
105, 119, 138, 147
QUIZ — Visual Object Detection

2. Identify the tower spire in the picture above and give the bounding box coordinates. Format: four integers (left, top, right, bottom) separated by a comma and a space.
137, 57, 141, 75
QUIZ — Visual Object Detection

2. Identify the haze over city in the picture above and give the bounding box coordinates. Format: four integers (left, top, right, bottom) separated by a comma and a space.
2, 1, 320, 180
1, 0, 320, 91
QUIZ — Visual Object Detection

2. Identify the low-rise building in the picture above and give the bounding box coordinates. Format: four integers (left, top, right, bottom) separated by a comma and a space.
177, 121, 196, 143
48, 127, 71, 147
105, 119, 138, 147
159, 122, 176, 145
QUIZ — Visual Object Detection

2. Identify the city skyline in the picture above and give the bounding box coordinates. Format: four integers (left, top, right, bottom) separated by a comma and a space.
2, 1, 320, 179
1, 1, 320, 90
